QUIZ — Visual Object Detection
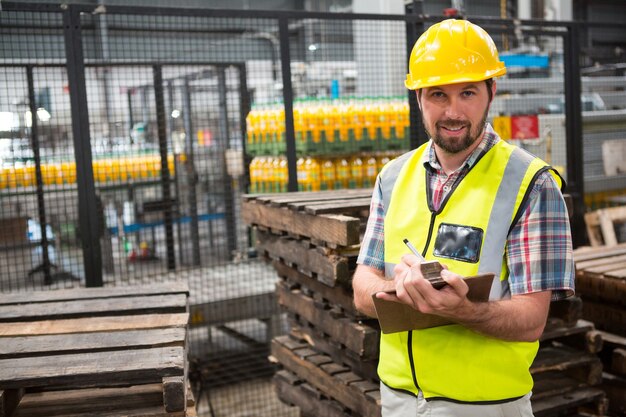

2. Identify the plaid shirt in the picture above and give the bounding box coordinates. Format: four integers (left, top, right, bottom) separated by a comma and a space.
357, 124, 574, 300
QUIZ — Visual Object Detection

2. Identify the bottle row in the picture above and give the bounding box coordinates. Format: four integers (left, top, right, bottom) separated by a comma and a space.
249, 151, 404, 193
0, 155, 176, 189
246, 97, 411, 156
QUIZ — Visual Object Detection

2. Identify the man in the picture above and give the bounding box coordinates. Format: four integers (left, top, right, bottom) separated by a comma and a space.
352, 19, 574, 417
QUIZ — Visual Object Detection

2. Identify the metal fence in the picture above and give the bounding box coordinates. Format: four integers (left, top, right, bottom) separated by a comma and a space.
1, 2, 625, 415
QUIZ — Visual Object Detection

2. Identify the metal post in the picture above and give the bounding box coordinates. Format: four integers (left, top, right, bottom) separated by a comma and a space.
168, 81, 185, 265
563, 26, 586, 248
217, 67, 237, 255
238, 64, 251, 190
127, 89, 134, 143
62, 5, 102, 286
153, 65, 176, 270
278, 17, 298, 192
26, 66, 52, 285
405, 2, 428, 149
182, 79, 201, 265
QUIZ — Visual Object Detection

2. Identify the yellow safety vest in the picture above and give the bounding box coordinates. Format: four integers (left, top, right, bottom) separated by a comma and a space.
378, 139, 562, 402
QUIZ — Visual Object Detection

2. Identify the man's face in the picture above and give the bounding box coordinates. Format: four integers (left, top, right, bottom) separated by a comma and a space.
418, 81, 493, 155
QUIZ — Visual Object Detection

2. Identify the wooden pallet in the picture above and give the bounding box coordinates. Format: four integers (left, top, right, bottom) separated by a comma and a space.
243, 190, 371, 247
595, 331, 626, 416
276, 281, 379, 360
584, 206, 626, 246
271, 335, 380, 417
257, 230, 355, 288
574, 244, 626, 337
0, 281, 191, 417
10, 383, 197, 417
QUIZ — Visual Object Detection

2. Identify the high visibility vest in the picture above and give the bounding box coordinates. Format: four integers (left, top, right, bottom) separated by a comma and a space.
378, 139, 562, 402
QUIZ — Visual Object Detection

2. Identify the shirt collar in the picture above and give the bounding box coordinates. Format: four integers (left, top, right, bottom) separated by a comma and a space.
422, 123, 500, 172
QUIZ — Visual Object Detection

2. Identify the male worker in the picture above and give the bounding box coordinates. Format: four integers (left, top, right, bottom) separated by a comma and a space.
352, 19, 574, 416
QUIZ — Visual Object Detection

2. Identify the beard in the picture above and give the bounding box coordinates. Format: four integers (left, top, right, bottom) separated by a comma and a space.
424, 107, 489, 155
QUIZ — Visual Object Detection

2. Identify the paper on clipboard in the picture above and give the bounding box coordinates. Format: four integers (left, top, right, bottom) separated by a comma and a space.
372, 273, 495, 334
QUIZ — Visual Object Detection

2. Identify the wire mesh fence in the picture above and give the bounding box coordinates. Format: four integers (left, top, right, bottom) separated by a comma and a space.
1, 2, 626, 416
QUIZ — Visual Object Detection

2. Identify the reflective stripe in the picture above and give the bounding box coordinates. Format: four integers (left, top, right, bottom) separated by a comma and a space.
478, 147, 535, 300
381, 150, 415, 216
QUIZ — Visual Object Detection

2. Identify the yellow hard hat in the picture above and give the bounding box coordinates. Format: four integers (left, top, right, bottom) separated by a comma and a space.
405, 19, 506, 90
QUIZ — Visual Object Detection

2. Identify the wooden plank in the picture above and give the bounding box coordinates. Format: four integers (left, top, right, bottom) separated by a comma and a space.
575, 252, 626, 270
532, 371, 587, 400
242, 200, 360, 246
188, 292, 279, 326
257, 231, 351, 288
12, 383, 195, 417
601, 372, 626, 416
531, 386, 607, 417
573, 243, 626, 262
0, 327, 186, 359
0, 281, 189, 306
548, 296, 582, 326
0, 388, 24, 417
582, 300, 626, 337
0, 346, 185, 389
276, 281, 379, 359
163, 376, 186, 413
531, 345, 603, 386
271, 336, 381, 417
598, 208, 619, 246
0, 294, 188, 322
255, 189, 372, 207
0, 313, 189, 337
302, 197, 372, 215
274, 371, 352, 417
540, 320, 602, 353
273, 260, 358, 315
606, 268, 626, 279
582, 260, 626, 278
611, 348, 626, 376
289, 319, 379, 381
575, 273, 626, 307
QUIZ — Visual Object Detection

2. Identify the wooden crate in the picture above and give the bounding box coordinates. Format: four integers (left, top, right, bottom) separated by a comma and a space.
0, 281, 192, 417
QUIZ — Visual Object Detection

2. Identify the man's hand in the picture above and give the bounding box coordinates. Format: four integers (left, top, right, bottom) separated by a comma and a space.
375, 254, 470, 318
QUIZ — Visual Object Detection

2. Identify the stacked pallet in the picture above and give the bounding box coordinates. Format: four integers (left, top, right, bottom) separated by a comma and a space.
574, 243, 626, 415
242, 189, 380, 417
0, 281, 195, 417
242, 190, 607, 417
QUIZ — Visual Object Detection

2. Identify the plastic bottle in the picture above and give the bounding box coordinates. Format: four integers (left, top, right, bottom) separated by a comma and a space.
293, 104, 305, 147
338, 100, 351, 145
296, 157, 308, 191
320, 158, 336, 190
349, 156, 363, 189
273, 156, 288, 193
352, 99, 364, 141
42, 163, 58, 185
379, 98, 391, 140
363, 154, 378, 188
309, 103, 321, 144
396, 100, 409, 139
249, 156, 261, 193
261, 156, 274, 192
377, 153, 391, 172
21, 164, 36, 187
246, 107, 258, 146
0, 167, 8, 189
335, 157, 350, 190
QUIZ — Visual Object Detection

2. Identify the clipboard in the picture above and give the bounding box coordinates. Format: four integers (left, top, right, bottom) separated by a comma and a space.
372, 272, 495, 334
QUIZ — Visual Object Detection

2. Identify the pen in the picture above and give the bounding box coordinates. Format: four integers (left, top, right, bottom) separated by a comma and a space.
403, 238, 426, 262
